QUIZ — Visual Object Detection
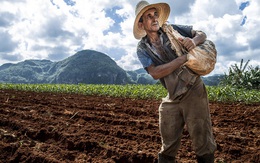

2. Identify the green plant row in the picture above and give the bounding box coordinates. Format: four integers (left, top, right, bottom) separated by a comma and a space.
206, 85, 259, 104
0, 83, 167, 100
0, 83, 259, 104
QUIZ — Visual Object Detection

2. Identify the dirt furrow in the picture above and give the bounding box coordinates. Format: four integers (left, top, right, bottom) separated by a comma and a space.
0, 89, 259, 162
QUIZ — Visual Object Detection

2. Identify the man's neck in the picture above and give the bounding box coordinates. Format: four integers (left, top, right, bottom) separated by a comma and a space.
147, 31, 160, 43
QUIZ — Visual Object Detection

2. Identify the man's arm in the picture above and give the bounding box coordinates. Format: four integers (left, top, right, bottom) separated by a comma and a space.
146, 54, 187, 80
179, 30, 207, 51
146, 30, 206, 79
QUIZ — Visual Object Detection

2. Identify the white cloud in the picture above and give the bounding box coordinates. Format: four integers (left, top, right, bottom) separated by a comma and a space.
0, 0, 259, 77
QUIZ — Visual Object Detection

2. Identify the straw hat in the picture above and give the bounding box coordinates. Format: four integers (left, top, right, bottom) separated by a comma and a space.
133, 1, 170, 40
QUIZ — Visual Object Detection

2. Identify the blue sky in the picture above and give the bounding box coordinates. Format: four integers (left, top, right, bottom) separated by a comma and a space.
0, 0, 259, 76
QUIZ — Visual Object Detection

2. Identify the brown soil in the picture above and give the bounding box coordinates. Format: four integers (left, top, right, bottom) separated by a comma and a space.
0, 89, 259, 163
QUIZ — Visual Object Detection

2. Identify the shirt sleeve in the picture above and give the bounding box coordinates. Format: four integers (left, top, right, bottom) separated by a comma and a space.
136, 45, 153, 70
171, 24, 193, 38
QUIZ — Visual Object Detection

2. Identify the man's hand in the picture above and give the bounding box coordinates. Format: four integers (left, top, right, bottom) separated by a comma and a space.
178, 37, 196, 51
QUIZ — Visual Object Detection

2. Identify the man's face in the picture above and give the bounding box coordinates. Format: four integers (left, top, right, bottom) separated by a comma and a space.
139, 8, 160, 33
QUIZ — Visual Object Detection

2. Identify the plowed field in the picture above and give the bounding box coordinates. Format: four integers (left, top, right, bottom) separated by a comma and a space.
0, 89, 259, 163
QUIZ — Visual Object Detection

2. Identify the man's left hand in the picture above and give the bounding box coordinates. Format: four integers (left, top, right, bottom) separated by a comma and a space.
178, 37, 196, 51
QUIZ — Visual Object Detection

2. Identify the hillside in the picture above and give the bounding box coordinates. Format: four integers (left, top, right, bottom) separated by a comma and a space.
0, 49, 223, 85
0, 50, 129, 84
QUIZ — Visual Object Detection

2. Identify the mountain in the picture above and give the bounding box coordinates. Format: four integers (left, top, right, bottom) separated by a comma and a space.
126, 68, 158, 84
0, 60, 53, 83
0, 49, 223, 85
201, 75, 224, 86
0, 50, 129, 84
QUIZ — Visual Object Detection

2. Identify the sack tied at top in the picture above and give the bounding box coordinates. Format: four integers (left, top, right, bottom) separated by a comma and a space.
162, 23, 217, 76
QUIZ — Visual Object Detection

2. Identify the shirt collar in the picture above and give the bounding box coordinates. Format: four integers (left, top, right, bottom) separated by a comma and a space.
141, 28, 164, 44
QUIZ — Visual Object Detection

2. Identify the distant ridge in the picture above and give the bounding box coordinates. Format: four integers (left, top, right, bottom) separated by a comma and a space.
0, 50, 129, 84
0, 49, 223, 85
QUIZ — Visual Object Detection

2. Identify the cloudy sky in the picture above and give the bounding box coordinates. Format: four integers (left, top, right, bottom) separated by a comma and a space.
0, 0, 259, 76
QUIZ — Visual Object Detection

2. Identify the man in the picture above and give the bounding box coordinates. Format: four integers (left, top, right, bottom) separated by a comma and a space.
133, 1, 217, 163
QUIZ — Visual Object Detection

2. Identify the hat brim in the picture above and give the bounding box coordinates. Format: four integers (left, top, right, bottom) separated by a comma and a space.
133, 3, 170, 40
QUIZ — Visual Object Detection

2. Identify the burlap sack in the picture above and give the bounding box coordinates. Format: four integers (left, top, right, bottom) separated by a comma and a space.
162, 24, 217, 76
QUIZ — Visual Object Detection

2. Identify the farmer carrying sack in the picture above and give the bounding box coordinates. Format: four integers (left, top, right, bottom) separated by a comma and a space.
162, 23, 217, 76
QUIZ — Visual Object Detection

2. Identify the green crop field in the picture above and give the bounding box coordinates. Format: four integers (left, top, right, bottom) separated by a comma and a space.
0, 83, 259, 104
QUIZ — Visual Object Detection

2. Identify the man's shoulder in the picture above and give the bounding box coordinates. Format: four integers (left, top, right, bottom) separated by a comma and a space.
137, 36, 148, 48
167, 24, 193, 38
170, 24, 193, 31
